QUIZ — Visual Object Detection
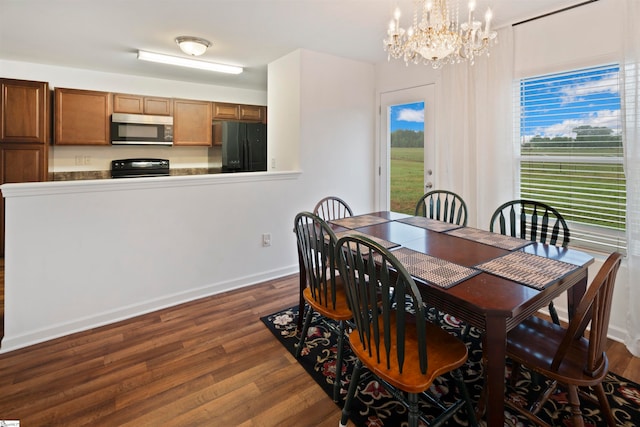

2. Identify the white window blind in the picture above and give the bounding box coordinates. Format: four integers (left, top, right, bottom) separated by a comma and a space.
515, 64, 626, 253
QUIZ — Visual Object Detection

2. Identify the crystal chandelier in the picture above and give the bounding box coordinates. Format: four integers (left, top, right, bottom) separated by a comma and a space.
384, 0, 498, 69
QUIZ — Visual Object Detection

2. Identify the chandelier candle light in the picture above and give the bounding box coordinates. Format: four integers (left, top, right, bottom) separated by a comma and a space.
384, 0, 497, 69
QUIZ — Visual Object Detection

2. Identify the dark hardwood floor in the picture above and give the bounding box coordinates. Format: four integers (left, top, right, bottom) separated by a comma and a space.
0, 272, 348, 426
0, 263, 638, 426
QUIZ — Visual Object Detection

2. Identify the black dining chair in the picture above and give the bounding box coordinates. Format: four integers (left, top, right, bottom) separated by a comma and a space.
293, 211, 352, 402
313, 196, 353, 221
414, 190, 468, 324
490, 199, 570, 325
414, 190, 468, 226
335, 234, 478, 427
294, 196, 353, 332
505, 252, 623, 427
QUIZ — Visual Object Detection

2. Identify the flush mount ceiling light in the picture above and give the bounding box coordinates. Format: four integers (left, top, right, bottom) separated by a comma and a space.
137, 50, 243, 74
175, 36, 211, 56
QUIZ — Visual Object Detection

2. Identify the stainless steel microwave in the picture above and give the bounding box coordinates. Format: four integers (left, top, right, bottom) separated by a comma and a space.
111, 113, 173, 146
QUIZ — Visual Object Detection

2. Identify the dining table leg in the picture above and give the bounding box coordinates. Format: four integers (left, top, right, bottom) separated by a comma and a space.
567, 274, 588, 322
482, 315, 508, 427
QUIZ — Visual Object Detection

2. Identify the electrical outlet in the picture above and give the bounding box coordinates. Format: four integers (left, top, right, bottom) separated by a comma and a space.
262, 233, 271, 247
74, 155, 91, 166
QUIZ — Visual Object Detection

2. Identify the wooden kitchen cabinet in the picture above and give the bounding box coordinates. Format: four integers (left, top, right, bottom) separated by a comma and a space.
0, 143, 48, 256
212, 122, 223, 146
212, 102, 266, 123
113, 93, 172, 116
54, 88, 111, 145
0, 143, 47, 183
1, 78, 49, 143
173, 99, 212, 146
240, 104, 266, 123
0, 78, 50, 256
212, 102, 239, 120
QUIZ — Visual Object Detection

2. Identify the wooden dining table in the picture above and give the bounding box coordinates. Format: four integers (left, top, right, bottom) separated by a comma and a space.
296, 211, 594, 427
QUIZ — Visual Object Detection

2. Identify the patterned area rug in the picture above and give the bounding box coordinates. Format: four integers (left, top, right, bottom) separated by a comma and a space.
261, 306, 640, 427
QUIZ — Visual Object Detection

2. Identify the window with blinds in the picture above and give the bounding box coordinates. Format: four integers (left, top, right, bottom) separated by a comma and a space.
515, 64, 626, 253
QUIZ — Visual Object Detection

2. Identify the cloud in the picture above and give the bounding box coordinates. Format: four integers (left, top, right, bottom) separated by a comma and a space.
396, 107, 424, 123
559, 72, 619, 105
531, 109, 621, 137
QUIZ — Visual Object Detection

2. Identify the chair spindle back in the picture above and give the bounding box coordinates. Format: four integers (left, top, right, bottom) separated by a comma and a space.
313, 196, 353, 221
335, 234, 428, 375
414, 190, 468, 226
552, 252, 622, 376
490, 199, 570, 247
294, 212, 340, 310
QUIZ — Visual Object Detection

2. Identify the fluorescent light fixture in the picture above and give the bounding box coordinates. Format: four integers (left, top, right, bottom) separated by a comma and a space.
137, 50, 243, 75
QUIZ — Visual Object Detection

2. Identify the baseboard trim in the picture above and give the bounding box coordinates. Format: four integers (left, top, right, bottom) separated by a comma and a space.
1, 265, 298, 354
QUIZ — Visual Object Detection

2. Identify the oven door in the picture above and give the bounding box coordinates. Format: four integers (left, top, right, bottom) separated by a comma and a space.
111, 113, 173, 145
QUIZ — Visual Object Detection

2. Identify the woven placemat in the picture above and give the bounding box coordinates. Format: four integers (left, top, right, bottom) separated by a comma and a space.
445, 227, 532, 250
333, 231, 400, 250
330, 214, 390, 229
395, 216, 462, 232
476, 250, 580, 290
386, 247, 480, 289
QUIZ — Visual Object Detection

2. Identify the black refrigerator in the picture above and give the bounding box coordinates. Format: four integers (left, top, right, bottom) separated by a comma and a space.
221, 121, 267, 172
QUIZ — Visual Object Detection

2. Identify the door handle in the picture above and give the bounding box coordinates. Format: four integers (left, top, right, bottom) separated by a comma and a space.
425, 182, 433, 190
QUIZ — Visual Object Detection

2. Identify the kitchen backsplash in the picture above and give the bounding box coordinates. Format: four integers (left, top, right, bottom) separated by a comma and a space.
50, 145, 221, 173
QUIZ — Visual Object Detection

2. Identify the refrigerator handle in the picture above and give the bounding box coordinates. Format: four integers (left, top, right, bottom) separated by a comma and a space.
245, 138, 252, 171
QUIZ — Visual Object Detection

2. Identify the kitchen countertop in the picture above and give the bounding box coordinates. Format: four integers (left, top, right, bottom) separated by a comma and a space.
50, 167, 223, 181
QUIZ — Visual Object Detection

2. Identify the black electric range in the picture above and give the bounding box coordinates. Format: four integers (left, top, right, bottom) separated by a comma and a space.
110, 158, 170, 178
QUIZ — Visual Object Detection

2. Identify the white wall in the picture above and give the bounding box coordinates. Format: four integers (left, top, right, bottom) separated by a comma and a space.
268, 49, 376, 212
1, 49, 376, 352
3, 173, 299, 349
513, 1, 622, 78
373, 0, 630, 343
298, 50, 376, 211
268, 51, 302, 172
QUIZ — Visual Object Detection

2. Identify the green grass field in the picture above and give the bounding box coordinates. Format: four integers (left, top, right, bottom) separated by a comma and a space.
391, 147, 626, 230
390, 147, 424, 214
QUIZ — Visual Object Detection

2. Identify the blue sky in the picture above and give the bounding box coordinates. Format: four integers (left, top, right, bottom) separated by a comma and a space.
390, 102, 424, 132
389, 65, 620, 139
520, 64, 620, 140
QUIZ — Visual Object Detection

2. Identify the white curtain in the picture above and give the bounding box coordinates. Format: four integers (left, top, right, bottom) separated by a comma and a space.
436, 26, 514, 228
622, 0, 640, 357
435, 52, 472, 209
472, 28, 515, 229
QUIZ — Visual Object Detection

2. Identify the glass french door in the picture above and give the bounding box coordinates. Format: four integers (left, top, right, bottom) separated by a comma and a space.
378, 85, 435, 214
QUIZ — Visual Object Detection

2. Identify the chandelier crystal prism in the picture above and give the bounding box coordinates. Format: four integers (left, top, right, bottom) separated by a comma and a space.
384, 0, 498, 69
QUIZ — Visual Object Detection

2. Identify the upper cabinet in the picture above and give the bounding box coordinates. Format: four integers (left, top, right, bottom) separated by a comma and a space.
213, 102, 266, 123
212, 102, 240, 120
0, 78, 49, 143
239, 104, 266, 123
113, 93, 172, 116
173, 99, 212, 146
51, 87, 264, 146
55, 88, 111, 145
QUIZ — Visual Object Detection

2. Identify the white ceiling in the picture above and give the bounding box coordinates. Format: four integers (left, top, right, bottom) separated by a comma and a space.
0, 0, 590, 91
